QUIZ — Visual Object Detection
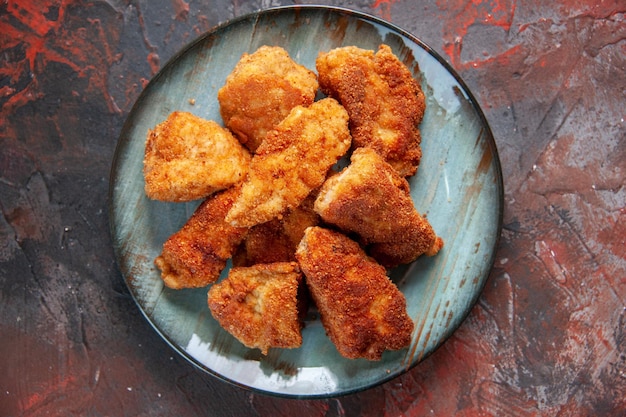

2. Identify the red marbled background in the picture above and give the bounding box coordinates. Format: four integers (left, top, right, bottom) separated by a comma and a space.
1, 0, 624, 415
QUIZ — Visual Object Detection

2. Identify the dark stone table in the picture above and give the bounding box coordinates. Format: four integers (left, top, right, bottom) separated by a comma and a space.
1, 1, 624, 415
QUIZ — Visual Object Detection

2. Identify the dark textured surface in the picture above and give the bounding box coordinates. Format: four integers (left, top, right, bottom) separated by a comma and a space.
1, 0, 625, 415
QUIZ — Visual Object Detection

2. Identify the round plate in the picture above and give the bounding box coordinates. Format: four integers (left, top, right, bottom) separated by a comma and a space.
109, 5, 503, 398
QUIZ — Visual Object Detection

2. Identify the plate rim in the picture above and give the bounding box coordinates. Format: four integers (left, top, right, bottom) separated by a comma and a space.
108, 4, 504, 399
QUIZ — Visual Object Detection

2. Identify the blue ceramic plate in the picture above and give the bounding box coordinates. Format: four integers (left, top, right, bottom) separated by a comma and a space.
109, 5, 503, 398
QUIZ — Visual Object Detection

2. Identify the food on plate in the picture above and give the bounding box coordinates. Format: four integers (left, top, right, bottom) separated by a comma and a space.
295, 226, 414, 360
143, 111, 251, 202
154, 187, 248, 289
316, 44, 425, 177
232, 193, 319, 267
314, 147, 443, 267
225, 98, 351, 228
218, 45, 319, 153
144, 44, 443, 359
207, 262, 304, 355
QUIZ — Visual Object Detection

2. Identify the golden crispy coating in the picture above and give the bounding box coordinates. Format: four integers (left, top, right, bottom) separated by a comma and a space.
314, 147, 442, 267
154, 187, 248, 289
144, 111, 251, 202
316, 44, 425, 177
207, 262, 304, 355
225, 98, 351, 228
295, 226, 414, 360
232, 193, 319, 267
218, 46, 319, 152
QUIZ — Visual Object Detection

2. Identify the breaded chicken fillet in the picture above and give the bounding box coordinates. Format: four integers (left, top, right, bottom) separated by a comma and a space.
316, 44, 425, 177
314, 147, 443, 267
218, 46, 319, 152
207, 262, 304, 355
225, 98, 351, 228
154, 187, 248, 289
295, 226, 414, 360
144, 111, 250, 202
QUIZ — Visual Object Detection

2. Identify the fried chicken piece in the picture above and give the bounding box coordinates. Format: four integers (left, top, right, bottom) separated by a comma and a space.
295, 226, 414, 360
207, 262, 304, 355
314, 147, 443, 267
232, 193, 319, 267
154, 187, 248, 289
316, 44, 425, 177
218, 46, 319, 152
144, 111, 251, 202
225, 98, 351, 228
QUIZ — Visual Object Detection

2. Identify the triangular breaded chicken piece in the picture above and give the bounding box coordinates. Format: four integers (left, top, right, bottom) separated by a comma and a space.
218, 46, 319, 153
207, 262, 304, 355
225, 98, 351, 228
316, 44, 425, 177
154, 187, 248, 289
144, 111, 250, 202
296, 226, 414, 360
314, 147, 442, 267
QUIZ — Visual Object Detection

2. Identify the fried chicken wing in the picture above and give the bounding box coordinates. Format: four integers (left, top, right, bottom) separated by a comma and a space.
295, 226, 414, 360
316, 44, 425, 177
218, 46, 319, 152
225, 98, 351, 228
207, 262, 304, 355
314, 147, 442, 267
154, 187, 248, 289
144, 111, 250, 202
